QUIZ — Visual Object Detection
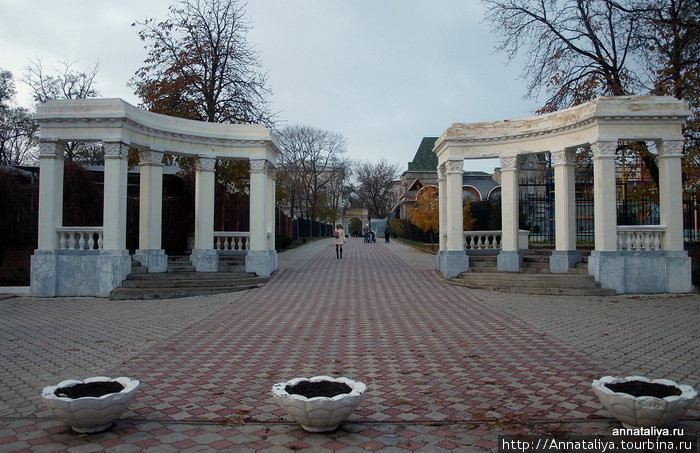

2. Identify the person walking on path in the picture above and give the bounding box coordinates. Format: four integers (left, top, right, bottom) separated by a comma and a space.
384, 225, 392, 243
333, 224, 346, 259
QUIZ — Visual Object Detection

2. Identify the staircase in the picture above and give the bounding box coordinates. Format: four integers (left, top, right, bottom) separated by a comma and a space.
450, 247, 616, 296
110, 254, 267, 300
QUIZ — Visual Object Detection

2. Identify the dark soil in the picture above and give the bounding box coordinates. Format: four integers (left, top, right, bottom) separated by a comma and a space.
605, 380, 682, 398
285, 380, 352, 398
55, 381, 124, 399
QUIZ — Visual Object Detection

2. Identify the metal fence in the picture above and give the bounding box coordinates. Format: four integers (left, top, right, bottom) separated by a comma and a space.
518, 178, 667, 245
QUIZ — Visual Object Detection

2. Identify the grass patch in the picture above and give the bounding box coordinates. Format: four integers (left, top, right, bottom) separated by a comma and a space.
395, 237, 438, 254
277, 236, 327, 253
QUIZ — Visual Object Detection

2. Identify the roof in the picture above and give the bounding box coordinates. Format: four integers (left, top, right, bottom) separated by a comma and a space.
407, 137, 438, 171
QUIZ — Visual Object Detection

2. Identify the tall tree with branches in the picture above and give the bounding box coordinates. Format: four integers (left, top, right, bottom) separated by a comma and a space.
131, 0, 273, 126
482, 0, 700, 186
23, 58, 102, 163
0, 70, 37, 165
277, 124, 349, 222
352, 159, 400, 221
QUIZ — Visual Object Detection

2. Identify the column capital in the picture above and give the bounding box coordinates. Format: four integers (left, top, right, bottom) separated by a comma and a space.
657, 139, 685, 158
250, 158, 270, 174
37, 141, 64, 158
590, 141, 618, 159
437, 162, 447, 179
138, 150, 164, 166
103, 142, 128, 160
445, 159, 463, 174
195, 156, 217, 172
500, 155, 519, 171
551, 149, 576, 167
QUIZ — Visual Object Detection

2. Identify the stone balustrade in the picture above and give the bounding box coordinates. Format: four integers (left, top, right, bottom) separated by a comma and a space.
463, 230, 529, 250
617, 226, 665, 251
464, 231, 502, 250
214, 231, 250, 251
56, 227, 104, 250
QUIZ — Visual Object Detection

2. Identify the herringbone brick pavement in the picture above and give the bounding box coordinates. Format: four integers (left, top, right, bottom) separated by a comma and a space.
1, 238, 698, 452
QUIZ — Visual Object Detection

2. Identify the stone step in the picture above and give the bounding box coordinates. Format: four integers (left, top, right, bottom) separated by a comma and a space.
449, 281, 616, 296
523, 256, 549, 263
451, 271, 615, 296
110, 285, 262, 300
470, 260, 498, 267
126, 271, 257, 281
121, 276, 266, 289
457, 272, 595, 283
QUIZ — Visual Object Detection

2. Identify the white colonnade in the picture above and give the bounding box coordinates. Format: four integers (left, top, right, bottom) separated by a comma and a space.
434, 96, 692, 294
31, 98, 280, 297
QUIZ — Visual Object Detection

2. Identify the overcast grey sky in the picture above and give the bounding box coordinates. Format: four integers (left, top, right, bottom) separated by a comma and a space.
0, 0, 542, 172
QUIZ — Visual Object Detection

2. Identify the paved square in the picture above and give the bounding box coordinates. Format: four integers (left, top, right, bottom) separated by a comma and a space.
1, 239, 698, 452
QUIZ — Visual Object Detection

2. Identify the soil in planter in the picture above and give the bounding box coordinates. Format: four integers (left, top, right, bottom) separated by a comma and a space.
605, 380, 682, 398
55, 381, 124, 399
286, 381, 352, 398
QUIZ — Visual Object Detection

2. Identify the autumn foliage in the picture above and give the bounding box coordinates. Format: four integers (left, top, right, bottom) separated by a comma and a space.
407, 186, 439, 241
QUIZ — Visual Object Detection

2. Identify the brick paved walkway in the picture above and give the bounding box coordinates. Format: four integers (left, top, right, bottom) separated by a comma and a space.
1, 238, 698, 452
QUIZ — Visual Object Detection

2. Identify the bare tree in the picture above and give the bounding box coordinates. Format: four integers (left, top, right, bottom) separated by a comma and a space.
22, 58, 102, 164
24, 58, 99, 102
482, 0, 700, 186
482, 0, 643, 113
352, 159, 400, 221
277, 124, 348, 221
131, 0, 273, 126
0, 70, 37, 165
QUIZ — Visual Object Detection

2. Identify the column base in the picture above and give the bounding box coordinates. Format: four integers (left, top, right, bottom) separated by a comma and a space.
133, 249, 168, 273
549, 250, 582, 273
588, 250, 691, 294
436, 251, 469, 278
190, 249, 219, 272
30, 249, 131, 297
497, 250, 525, 272
245, 250, 278, 277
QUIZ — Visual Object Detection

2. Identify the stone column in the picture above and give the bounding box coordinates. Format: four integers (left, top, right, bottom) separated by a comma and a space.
437, 163, 447, 252
550, 149, 581, 272
436, 158, 468, 277
591, 141, 618, 251
657, 140, 685, 251
657, 139, 691, 293
249, 159, 268, 251
267, 165, 277, 250
134, 149, 167, 272
497, 155, 522, 271
190, 156, 218, 271
446, 159, 464, 251
96, 142, 131, 295
246, 158, 277, 277
587, 140, 621, 290
36, 141, 64, 250
102, 142, 129, 250
31, 141, 65, 296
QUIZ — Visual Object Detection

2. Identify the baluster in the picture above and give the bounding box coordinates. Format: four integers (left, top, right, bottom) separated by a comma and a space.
97, 232, 103, 249
242, 236, 248, 251
88, 232, 95, 249
641, 231, 650, 250
59, 232, 67, 249
654, 232, 661, 250
67, 233, 76, 250
623, 231, 632, 250
77, 232, 85, 250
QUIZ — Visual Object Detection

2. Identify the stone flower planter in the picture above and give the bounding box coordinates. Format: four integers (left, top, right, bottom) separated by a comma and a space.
591, 375, 697, 428
271, 375, 366, 432
42, 376, 140, 433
